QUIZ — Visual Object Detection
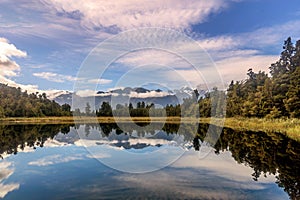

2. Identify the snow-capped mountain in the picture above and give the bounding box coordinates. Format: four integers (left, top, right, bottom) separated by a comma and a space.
47, 90, 71, 100
53, 86, 206, 108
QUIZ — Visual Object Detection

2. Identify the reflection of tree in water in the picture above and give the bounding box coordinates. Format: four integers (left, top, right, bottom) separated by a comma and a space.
0, 124, 74, 158
194, 126, 300, 200
97, 123, 195, 141
1, 123, 299, 199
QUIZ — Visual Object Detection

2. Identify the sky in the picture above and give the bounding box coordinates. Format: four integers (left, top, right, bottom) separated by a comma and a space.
1, 0, 300, 96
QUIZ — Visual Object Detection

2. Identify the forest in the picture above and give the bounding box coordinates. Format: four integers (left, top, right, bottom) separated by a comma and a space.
222, 37, 300, 118
0, 84, 72, 117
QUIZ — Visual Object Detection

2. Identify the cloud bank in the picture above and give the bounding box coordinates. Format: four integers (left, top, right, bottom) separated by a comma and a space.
0, 37, 26, 81
43, 0, 232, 31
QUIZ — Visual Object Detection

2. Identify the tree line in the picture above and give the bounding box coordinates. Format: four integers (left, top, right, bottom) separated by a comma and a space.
89, 102, 182, 117
0, 84, 72, 117
224, 37, 300, 118
203, 37, 300, 118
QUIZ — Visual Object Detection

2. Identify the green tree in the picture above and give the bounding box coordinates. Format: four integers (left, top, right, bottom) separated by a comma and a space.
284, 67, 300, 117
98, 102, 113, 117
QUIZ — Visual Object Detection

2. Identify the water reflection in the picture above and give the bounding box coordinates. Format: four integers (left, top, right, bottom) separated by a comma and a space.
0, 123, 299, 199
0, 124, 74, 158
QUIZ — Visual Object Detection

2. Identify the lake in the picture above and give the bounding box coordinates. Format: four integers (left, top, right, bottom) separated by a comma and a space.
0, 123, 299, 199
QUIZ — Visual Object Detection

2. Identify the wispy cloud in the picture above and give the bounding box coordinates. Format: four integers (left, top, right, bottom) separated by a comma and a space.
241, 20, 300, 48
87, 78, 112, 84
1, 1, 299, 92
216, 55, 278, 82
190, 20, 300, 83
201, 20, 300, 55
116, 49, 192, 69
33, 72, 112, 85
33, 72, 78, 83
42, 0, 235, 31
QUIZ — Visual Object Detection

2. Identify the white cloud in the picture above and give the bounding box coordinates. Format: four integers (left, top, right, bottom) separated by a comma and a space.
129, 91, 171, 98
109, 19, 300, 87
1, 78, 39, 92
28, 154, 85, 166
0, 37, 46, 94
0, 37, 47, 94
215, 49, 261, 60
33, 72, 113, 86
0, 37, 26, 78
87, 78, 112, 84
117, 49, 192, 69
44, 0, 234, 31
75, 89, 98, 97
127, 138, 176, 146
197, 36, 237, 51
0, 38, 27, 59
75, 89, 172, 98
45, 90, 70, 100
216, 55, 278, 82
2, 2, 299, 96
43, 139, 70, 147
33, 72, 78, 83
74, 140, 123, 151
0, 162, 20, 199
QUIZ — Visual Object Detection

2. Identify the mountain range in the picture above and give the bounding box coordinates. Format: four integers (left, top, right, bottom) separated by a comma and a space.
53, 86, 206, 109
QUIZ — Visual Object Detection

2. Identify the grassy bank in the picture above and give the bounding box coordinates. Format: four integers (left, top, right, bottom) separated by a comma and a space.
0, 116, 183, 124
0, 116, 299, 142
0, 116, 76, 124
201, 117, 300, 142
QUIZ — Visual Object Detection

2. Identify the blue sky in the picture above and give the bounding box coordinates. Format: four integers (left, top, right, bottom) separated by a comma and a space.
0, 0, 300, 96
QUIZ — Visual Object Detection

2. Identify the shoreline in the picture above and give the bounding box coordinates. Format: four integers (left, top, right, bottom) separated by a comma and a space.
0, 116, 299, 142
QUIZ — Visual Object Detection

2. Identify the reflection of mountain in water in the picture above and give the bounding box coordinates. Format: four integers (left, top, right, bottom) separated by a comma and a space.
0, 123, 299, 199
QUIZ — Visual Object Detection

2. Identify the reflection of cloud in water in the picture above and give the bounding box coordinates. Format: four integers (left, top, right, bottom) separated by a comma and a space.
43, 139, 70, 147
172, 149, 277, 183
74, 138, 179, 149
28, 154, 86, 166
86, 152, 110, 159
1, 145, 35, 159
112, 151, 288, 199
0, 162, 20, 198
96, 147, 287, 199
75, 139, 185, 173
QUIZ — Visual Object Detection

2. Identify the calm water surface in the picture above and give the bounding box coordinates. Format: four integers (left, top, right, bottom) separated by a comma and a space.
0, 123, 299, 199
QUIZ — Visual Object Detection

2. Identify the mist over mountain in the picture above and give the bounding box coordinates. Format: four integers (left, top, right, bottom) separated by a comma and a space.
54, 86, 205, 110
